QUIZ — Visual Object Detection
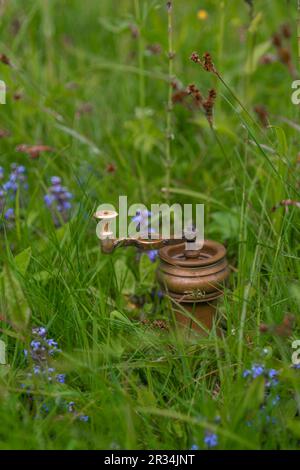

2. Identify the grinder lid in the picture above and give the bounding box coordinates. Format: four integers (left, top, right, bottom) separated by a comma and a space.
158, 240, 226, 268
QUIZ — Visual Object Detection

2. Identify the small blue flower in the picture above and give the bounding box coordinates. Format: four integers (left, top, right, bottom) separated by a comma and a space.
68, 402, 76, 412
78, 415, 89, 422
56, 374, 66, 384
33, 366, 41, 375
3, 181, 17, 192
4, 208, 14, 220
251, 364, 264, 378
242, 369, 251, 378
49, 347, 61, 356
46, 339, 58, 348
62, 201, 72, 211
16, 165, 26, 174
51, 185, 63, 193
147, 250, 158, 262
45, 177, 73, 225
32, 327, 47, 337
204, 432, 218, 448
44, 194, 55, 206
190, 444, 199, 450
268, 369, 278, 379
30, 340, 41, 351
51, 176, 61, 185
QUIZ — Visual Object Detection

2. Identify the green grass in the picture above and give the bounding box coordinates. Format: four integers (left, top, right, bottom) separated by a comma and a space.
0, 0, 300, 450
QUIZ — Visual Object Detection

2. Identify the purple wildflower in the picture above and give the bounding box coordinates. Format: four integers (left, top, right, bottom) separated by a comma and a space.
251, 364, 264, 378
50, 176, 61, 185
56, 374, 66, 384
0, 164, 27, 228
30, 340, 42, 351
242, 369, 251, 378
204, 431, 218, 448
268, 369, 278, 379
46, 339, 58, 348
147, 250, 158, 262
132, 209, 152, 233
4, 208, 14, 220
78, 415, 89, 422
44, 176, 73, 225
33, 366, 41, 375
190, 444, 199, 450
44, 194, 55, 206
68, 402, 76, 413
32, 327, 47, 338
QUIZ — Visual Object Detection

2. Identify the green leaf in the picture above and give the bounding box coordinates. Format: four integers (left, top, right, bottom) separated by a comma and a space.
268, 125, 288, 157
14, 247, 32, 276
110, 310, 132, 326
139, 253, 156, 287
114, 258, 136, 295
287, 419, 300, 439
237, 377, 265, 420
2, 265, 31, 329
210, 211, 240, 240
32, 269, 58, 285
248, 12, 263, 34
245, 40, 271, 75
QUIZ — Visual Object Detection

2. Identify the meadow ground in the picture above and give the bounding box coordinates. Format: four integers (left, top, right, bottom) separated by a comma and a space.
0, 0, 300, 450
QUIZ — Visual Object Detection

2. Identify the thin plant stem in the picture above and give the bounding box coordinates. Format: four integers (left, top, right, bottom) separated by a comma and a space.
165, 1, 174, 202
216, 1, 225, 113
134, 0, 145, 108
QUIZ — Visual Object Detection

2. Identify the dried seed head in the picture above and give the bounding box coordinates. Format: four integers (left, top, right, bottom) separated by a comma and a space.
190, 51, 201, 63
278, 47, 291, 66
203, 88, 217, 126
152, 320, 168, 330
186, 84, 203, 107
106, 163, 116, 173
202, 52, 216, 73
0, 53, 10, 66
272, 33, 282, 48
172, 89, 189, 105
146, 43, 162, 55
272, 199, 300, 212
281, 23, 292, 39
259, 54, 277, 65
259, 323, 269, 333
166, 1, 172, 11
0, 128, 10, 138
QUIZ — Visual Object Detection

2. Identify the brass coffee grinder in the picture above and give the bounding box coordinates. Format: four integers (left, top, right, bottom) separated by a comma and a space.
94, 210, 229, 334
